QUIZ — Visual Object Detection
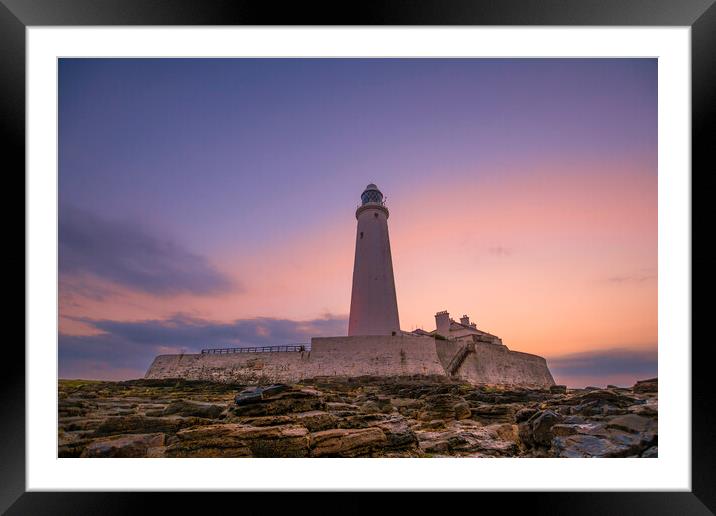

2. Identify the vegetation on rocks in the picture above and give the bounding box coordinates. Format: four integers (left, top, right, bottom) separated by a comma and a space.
58, 376, 657, 458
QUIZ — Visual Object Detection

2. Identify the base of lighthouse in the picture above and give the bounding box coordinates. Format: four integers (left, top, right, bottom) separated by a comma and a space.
145, 333, 555, 389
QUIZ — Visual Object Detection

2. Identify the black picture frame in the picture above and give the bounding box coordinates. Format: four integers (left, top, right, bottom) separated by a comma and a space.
5, 0, 714, 513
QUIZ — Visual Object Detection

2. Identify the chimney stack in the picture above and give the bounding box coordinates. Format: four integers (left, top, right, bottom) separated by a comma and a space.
460, 315, 470, 326
435, 310, 451, 338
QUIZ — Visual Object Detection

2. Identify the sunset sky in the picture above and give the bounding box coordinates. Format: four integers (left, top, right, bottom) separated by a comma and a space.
58, 58, 657, 387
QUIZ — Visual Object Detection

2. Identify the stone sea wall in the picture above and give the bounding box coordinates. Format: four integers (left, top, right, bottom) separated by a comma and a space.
146, 334, 554, 387
145, 335, 445, 384
435, 339, 555, 388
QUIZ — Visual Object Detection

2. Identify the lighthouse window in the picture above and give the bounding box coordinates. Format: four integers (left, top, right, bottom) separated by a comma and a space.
374, 213, 378, 218
360, 232, 363, 239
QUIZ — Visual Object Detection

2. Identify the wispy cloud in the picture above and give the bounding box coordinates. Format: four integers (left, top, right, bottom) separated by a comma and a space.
604, 273, 655, 284
59, 205, 236, 296
547, 346, 657, 387
487, 246, 513, 257
59, 313, 348, 380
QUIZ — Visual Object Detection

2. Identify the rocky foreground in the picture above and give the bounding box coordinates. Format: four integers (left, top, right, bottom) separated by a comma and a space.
58, 376, 657, 458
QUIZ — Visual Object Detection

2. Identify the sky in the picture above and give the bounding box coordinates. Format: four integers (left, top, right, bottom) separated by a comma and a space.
58, 58, 657, 387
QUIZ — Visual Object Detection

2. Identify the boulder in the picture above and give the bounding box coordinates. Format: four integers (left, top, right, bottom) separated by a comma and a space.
81, 433, 165, 458
309, 427, 387, 457
530, 410, 563, 445
550, 385, 567, 394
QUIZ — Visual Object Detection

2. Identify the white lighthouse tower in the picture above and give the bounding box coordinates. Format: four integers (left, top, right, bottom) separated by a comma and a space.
348, 184, 401, 336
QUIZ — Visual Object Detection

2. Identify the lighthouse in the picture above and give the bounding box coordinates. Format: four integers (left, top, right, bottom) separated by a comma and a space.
348, 184, 401, 336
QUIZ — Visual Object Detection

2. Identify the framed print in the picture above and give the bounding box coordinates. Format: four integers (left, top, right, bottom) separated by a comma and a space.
6, 0, 714, 513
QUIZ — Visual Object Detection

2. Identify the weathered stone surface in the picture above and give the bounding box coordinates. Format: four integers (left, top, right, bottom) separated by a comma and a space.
81, 433, 165, 458
519, 410, 563, 448
515, 407, 538, 423
309, 427, 387, 457
94, 416, 215, 436
632, 378, 658, 393
417, 394, 470, 421
146, 399, 225, 419
230, 390, 325, 417
167, 424, 310, 457
642, 446, 658, 458
59, 375, 657, 458
552, 434, 632, 458
606, 414, 657, 435
294, 411, 339, 432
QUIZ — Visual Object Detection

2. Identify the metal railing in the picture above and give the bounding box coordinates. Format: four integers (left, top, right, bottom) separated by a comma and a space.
200, 345, 308, 354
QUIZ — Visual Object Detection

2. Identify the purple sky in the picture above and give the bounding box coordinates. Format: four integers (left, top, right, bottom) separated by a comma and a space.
59, 58, 657, 386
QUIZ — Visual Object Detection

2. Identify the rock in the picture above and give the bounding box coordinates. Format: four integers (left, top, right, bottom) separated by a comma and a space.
147, 399, 225, 419
233, 384, 292, 406
94, 416, 215, 436
58, 437, 96, 458
632, 378, 658, 393
420, 439, 450, 454
606, 414, 657, 435
515, 408, 538, 423
417, 394, 470, 421
294, 411, 338, 432
230, 414, 295, 427
454, 402, 472, 420
234, 388, 264, 405
167, 424, 310, 458
309, 427, 387, 457
642, 446, 658, 458
550, 385, 567, 394
230, 390, 324, 417
468, 403, 513, 423
550, 424, 583, 438
81, 433, 165, 458
325, 402, 360, 413
552, 434, 632, 458
532, 410, 563, 445
58, 375, 658, 459
419, 424, 517, 457
371, 417, 418, 450
360, 397, 394, 414
488, 423, 518, 442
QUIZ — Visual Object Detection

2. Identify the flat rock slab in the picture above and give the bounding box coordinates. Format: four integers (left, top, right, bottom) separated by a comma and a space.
309, 427, 387, 457
81, 433, 165, 458
168, 423, 310, 458
552, 434, 632, 458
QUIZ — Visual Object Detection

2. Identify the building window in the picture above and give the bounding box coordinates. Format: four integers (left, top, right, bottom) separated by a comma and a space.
374, 213, 378, 218
360, 232, 363, 239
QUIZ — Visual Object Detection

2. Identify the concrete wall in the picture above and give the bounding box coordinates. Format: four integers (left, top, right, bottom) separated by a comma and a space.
435, 338, 555, 388
145, 334, 444, 384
